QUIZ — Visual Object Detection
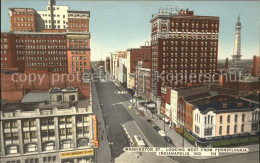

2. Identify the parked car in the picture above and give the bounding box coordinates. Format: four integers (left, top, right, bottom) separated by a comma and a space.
158, 130, 166, 137
147, 119, 153, 123
163, 136, 173, 144
153, 126, 160, 131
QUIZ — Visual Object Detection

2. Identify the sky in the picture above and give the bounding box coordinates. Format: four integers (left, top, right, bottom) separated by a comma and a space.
1, 0, 260, 61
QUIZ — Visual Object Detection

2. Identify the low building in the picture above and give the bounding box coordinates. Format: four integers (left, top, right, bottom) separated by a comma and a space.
190, 95, 259, 143
50, 87, 78, 102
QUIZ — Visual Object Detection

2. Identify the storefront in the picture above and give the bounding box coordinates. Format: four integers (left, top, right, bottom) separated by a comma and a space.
60, 149, 94, 163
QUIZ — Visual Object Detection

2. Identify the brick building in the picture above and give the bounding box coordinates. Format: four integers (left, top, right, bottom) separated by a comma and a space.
9, 8, 43, 32
252, 55, 260, 76
4, 0, 91, 73
126, 45, 151, 90
150, 8, 219, 99
67, 11, 90, 32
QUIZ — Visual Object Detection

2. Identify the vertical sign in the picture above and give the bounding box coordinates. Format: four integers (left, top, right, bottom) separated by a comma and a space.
153, 70, 158, 98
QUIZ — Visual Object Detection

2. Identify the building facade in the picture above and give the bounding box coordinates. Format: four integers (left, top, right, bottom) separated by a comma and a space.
0, 106, 95, 163
252, 55, 260, 76
150, 7, 219, 99
5, 0, 91, 73
126, 46, 151, 90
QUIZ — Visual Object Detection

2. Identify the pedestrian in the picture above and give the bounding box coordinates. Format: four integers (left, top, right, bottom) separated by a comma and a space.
101, 135, 103, 140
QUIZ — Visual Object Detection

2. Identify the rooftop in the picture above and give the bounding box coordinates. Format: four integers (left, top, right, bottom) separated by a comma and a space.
1, 99, 90, 113
22, 92, 50, 103
190, 95, 259, 113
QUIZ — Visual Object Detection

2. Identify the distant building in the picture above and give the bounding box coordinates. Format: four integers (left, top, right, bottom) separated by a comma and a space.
118, 58, 127, 84
105, 57, 110, 73
252, 55, 260, 76
126, 45, 151, 90
110, 51, 127, 80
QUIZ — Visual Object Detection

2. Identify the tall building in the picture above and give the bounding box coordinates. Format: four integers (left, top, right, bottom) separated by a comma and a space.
252, 55, 260, 76
9, 8, 43, 32
228, 15, 244, 76
150, 7, 219, 112
4, 0, 91, 73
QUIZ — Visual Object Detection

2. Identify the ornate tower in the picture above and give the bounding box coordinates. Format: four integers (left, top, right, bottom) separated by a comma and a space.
228, 15, 244, 76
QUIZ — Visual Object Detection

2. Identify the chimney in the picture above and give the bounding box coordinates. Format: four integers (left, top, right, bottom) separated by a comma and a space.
223, 103, 227, 109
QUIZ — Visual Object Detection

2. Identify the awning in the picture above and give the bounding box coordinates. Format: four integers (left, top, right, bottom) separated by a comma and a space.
157, 113, 164, 119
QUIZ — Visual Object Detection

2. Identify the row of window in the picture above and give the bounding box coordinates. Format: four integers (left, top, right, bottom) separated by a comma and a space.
72, 62, 87, 66
72, 67, 88, 72
219, 124, 245, 135
23, 50, 67, 55
162, 40, 217, 46
26, 62, 67, 67
162, 47, 217, 52
69, 24, 87, 28
16, 39, 66, 44
12, 11, 34, 15
219, 114, 245, 124
26, 56, 67, 61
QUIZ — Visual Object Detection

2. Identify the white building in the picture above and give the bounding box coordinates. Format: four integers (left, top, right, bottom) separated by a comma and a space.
118, 58, 127, 84
170, 90, 178, 126
193, 109, 216, 140
37, 5, 69, 30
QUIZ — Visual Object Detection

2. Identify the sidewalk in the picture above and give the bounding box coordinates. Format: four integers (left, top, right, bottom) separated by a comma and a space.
91, 81, 112, 163
132, 100, 259, 160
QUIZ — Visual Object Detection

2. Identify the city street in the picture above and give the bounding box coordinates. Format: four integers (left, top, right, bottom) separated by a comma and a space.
92, 63, 259, 163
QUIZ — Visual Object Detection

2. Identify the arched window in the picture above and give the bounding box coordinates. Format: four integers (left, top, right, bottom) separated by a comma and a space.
43, 142, 55, 151
24, 143, 37, 153
77, 138, 89, 147
227, 115, 230, 123
60, 139, 73, 149
241, 124, 244, 132
219, 126, 222, 135
242, 114, 245, 122
220, 115, 223, 123
6, 145, 18, 155
235, 114, 238, 123
227, 125, 230, 134
234, 124, 237, 133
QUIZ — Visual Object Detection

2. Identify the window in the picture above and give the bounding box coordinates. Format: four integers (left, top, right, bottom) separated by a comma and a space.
220, 115, 223, 123
241, 124, 244, 132
195, 126, 200, 134
69, 95, 75, 101
60, 140, 73, 149
242, 114, 245, 122
204, 128, 212, 136
6, 145, 18, 154
227, 115, 230, 123
25, 144, 37, 152
43, 142, 55, 151
57, 95, 62, 101
227, 125, 230, 134
234, 124, 237, 133
235, 114, 238, 123
219, 126, 222, 135
60, 129, 66, 136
